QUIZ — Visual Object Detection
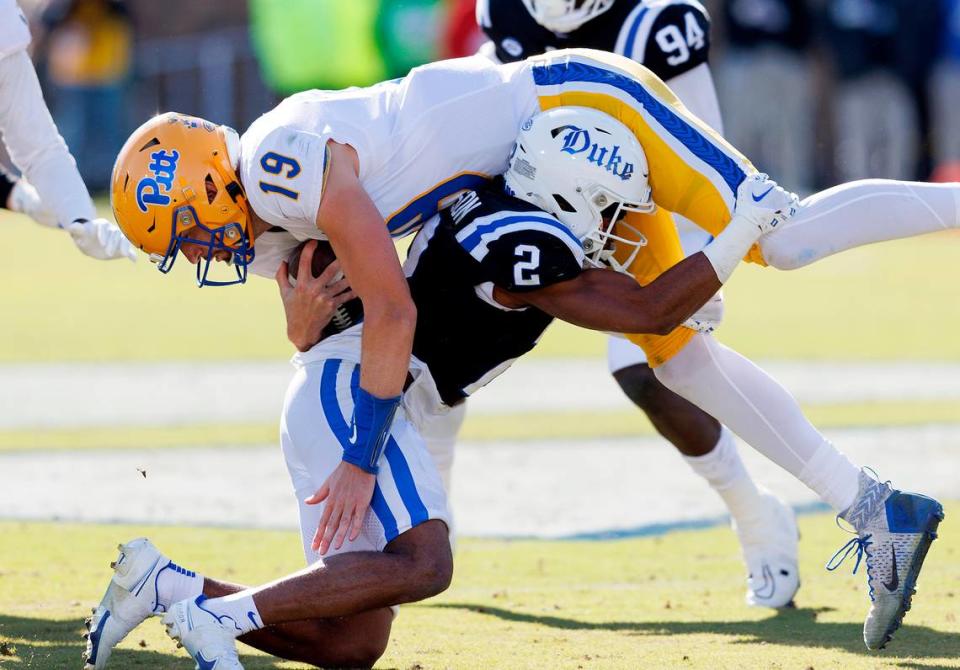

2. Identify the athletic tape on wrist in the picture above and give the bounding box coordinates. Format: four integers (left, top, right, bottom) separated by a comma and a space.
342, 388, 402, 474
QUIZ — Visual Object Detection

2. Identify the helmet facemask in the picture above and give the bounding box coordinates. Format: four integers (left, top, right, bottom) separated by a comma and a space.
583, 189, 650, 273
520, 0, 615, 33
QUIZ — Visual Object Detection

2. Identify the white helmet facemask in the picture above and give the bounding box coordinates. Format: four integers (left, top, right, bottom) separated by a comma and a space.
505, 107, 655, 275
520, 0, 615, 33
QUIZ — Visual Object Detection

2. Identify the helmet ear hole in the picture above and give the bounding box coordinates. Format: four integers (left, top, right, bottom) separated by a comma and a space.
205, 174, 218, 204
552, 193, 577, 213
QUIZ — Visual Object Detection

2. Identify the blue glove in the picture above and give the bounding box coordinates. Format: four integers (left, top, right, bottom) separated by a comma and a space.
342, 387, 401, 474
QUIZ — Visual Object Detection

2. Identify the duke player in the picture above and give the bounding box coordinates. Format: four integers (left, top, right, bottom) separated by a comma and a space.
88, 108, 789, 669
476, 0, 797, 609
104, 46, 953, 660
0, 0, 133, 261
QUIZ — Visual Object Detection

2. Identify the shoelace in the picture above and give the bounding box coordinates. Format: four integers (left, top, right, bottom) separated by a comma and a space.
825, 533, 873, 574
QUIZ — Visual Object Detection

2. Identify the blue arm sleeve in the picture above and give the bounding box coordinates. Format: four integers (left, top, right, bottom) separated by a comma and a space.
342, 387, 402, 474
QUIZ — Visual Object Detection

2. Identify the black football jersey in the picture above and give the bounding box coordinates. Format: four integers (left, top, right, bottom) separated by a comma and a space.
405, 180, 584, 405
478, 0, 711, 81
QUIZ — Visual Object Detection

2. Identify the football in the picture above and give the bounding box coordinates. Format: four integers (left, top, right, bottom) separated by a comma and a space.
286, 239, 364, 339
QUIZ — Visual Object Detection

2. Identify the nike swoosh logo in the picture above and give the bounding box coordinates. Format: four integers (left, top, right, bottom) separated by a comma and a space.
883, 547, 899, 592
753, 564, 776, 600
752, 185, 775, 202
349, 422, 358, 444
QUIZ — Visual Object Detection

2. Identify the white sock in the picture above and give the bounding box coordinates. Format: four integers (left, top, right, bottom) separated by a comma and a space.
655, 334, 861, 509
155, 559, 204, 612
760, 179, 960, 270
197, 592, 264, 637
798, 441, 861, 513
683, 427, 766, 536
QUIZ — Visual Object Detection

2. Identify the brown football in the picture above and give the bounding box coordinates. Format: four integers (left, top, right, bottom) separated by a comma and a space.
286, 239, 364, 339
287, 239, 338, 283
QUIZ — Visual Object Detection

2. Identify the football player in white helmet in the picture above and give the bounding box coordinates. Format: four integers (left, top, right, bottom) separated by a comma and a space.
476, 0, 801, 611
0, 0, 134, 261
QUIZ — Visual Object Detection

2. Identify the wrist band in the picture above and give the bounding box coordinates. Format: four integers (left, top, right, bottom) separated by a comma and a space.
702, 214, 762, 283
342, 387, 402, 474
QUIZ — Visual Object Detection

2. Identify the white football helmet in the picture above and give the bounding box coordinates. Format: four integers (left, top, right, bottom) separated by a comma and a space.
505, 107, 654, 273
521, 0, 615, 33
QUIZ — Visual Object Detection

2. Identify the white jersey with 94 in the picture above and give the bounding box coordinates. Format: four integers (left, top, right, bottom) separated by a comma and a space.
241, 55, 538, 279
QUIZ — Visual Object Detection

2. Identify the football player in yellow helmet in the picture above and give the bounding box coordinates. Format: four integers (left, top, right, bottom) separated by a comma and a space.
111, 113, 253, 286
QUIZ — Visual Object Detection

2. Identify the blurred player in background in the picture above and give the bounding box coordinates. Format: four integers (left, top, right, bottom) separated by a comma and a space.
476, 0, 800, 609
0, 0, 134, 261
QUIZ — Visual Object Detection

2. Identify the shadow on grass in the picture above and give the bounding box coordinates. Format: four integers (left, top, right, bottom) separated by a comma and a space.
0, 614, 296, 669
429, 603, 960, 665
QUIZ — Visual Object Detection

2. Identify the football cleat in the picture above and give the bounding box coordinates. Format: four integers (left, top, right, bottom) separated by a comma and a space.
163, 597, 244, 670
83, 538, 168, 669
827, 472, 944, 650
734, 490, 800, 609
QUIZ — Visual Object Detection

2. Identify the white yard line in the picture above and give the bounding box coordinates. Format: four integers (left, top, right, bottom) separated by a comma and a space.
1, 425, 957, 538
2, 358, 960, 429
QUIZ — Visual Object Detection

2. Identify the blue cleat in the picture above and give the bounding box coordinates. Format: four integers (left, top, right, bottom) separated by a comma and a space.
828, 472, 944, 650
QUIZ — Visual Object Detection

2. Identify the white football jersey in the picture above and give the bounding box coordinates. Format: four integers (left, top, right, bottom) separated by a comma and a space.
0, 0, 30, 61
241, 55, 538, 278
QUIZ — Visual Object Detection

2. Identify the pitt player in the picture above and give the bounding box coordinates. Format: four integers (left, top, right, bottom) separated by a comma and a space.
0, 0, 134, 261
110, 48, 954, 657
476, 0, 795, 610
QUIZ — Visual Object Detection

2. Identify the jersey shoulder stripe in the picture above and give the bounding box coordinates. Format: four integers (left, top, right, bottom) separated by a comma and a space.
455, 210, 584, 262
531, 58, 746, 195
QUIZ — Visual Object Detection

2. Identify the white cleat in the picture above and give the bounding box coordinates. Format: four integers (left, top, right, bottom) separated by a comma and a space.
163, 597, 244, 670
733, 490, 801, 609
82, 538, 167, 669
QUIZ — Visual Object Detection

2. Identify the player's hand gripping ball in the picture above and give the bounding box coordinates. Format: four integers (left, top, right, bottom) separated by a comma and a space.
286, 240, 364, 340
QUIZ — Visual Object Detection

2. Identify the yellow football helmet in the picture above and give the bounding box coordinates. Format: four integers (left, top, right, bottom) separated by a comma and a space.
111, 112, 253, 286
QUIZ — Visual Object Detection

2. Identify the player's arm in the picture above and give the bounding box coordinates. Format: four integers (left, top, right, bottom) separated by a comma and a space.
502, 252, 720, 335
0, 49, 134, 259
306, 140, 416, 555
498, 209, 784, 333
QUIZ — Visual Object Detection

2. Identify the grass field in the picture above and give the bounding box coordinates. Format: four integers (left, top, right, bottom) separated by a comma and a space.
2, 209, 960, 363
0, 512, 957, 670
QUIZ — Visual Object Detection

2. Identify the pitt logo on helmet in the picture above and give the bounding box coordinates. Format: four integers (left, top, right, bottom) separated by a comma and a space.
559, 126, 635, 182
136, 149, 180, 212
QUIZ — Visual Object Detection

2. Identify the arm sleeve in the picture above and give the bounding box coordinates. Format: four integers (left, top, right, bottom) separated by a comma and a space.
481, 227, 584, 293
0, 50, 96, 224
0, 0, 30, 60
661, 61, 724, 135
241, 126, 329, 233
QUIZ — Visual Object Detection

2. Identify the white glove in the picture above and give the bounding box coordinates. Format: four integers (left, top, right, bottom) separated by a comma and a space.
735, 173, 800, 235
7, 179, 59, 228
65, 218, 138, 262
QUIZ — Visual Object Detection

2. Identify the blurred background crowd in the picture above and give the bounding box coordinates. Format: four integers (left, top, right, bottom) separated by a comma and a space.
8, 0, 960, 194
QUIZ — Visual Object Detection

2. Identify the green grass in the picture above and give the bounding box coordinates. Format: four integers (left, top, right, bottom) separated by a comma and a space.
0, 513, 958, 669
2, 398, 960, 452
2, 208, 960, 362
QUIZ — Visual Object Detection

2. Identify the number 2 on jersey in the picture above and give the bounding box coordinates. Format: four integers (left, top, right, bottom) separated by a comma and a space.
514, 244, 540, 286
259, 151, 301, 200
655, 12, 705, 66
